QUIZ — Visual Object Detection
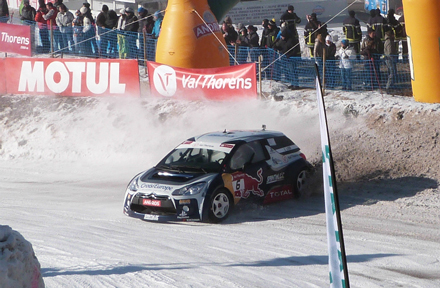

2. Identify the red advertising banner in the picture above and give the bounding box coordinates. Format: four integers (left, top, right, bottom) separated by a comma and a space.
147, 62, 257, 100
0, 59, 5, 95
0, 23, 32, 57
5, 58, 140, 97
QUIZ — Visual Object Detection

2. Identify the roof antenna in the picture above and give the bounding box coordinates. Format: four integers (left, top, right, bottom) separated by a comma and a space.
223, 129, 227, 133
262, 124, 266, 131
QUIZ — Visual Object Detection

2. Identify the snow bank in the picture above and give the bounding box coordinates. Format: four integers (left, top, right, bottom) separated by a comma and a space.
0, 225, 44, 288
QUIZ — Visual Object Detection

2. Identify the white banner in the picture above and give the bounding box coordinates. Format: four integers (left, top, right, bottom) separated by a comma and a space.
315, 77, 347, 288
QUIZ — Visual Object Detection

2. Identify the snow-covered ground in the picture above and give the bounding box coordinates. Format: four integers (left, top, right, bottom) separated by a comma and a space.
1, 87, 440, 287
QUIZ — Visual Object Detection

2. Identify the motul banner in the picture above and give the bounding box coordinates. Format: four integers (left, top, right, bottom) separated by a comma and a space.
5, 58, 140, 97
0, 59, 5, 95
147, 62, 257, 100
0, 23, 32, 57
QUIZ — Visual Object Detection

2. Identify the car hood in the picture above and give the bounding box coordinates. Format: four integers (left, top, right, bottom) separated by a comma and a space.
136, 168, 218, 196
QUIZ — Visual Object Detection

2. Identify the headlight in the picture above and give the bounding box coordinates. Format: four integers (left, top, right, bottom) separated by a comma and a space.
128, 177, 139, 192
172, 182, 207, 196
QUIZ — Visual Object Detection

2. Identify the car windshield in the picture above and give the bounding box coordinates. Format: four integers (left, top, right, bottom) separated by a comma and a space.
156, 148, 227, 173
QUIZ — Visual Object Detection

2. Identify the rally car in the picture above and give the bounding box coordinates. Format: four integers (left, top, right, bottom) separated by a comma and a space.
123, 127, 311, 223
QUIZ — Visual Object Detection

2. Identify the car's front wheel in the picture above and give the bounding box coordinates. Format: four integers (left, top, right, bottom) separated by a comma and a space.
208, 189, 233, 223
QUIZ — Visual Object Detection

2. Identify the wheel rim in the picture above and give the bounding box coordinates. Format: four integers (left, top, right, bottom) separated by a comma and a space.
211, 192, 230, 219
296, 170, 307, 191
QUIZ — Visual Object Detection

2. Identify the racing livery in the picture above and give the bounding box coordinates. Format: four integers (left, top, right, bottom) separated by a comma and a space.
123, 128, 311, 223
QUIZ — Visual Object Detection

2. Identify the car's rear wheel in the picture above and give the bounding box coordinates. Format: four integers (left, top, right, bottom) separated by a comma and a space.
293, 169, 308, 199
208, 189, 233, 223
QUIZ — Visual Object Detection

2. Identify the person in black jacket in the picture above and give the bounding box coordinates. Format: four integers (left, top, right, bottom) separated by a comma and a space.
260, 19, 270, 48
304, 13, 327, 57
0, 0, 9, 23
20, 0, 36, 23
96, 5, 109, 56
342, 10, 362, 54
266, 20, 280, 49
279, 5, 301, 39
123, 7, 138, 59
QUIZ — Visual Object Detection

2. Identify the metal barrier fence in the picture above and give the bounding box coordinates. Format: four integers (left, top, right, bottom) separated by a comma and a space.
23, 21, 412, 94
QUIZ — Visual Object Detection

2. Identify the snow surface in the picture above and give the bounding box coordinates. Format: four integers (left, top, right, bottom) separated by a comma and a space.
1, 22, 440, 288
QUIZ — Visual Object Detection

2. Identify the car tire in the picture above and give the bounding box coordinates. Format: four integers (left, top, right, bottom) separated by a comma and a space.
292, 169, 308, 199
207, 188, 233, 223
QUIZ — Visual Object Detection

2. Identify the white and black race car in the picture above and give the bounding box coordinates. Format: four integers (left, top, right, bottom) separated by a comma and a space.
123, 128, 311, 223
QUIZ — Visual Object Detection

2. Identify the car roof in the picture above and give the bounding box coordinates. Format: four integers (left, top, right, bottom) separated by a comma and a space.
191, 130, 286, 144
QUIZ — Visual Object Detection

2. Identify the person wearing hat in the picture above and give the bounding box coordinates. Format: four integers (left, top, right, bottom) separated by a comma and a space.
325, 35, 337, 88
122, 7, 138, 59
20, 0, 36, 23
304, 12, 327, 57
152, 10, 163, 39
95, 5, 109, 55
337, 39, 355, 90
266, 19, 280, 48
279, 4, 301, 39
343, 10, 362, 54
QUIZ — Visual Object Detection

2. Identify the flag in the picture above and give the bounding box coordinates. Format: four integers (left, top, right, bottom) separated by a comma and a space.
315, 67, 349, 288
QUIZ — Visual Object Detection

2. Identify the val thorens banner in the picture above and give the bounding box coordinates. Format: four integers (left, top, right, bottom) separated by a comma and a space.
5, 58, 140, 97
147, 61, 257, 100
0, 23, 32, 57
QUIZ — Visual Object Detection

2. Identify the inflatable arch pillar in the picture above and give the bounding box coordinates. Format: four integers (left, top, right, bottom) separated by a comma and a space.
156, 0, 238, 69
402, 0, 440, 103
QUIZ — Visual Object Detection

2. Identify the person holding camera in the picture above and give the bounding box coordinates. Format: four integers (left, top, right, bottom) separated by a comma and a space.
337, 39, 355, 90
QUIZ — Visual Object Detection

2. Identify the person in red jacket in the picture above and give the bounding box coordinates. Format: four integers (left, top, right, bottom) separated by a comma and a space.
35, 4, 50, 52
44, 2, 61, 51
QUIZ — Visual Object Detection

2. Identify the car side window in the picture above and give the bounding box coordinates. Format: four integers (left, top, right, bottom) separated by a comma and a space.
229, 141, 266, 170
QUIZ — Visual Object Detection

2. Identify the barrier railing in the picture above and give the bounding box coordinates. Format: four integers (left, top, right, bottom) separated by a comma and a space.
22, 21, 412, 94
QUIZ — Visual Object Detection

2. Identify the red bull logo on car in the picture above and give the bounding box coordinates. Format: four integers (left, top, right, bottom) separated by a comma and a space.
223, 168, 264, 202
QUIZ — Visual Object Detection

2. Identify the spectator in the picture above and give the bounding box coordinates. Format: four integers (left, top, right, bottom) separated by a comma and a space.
104, 9, 118, 58
123, 7, 139, 59
279, 5, 301, 39
360, 38, 379, 89
72, 9, 83, 54
236, 27, 249, 46
266, 19, 280, 48
386, 9, 405, 56
342, 10, 362, 54
325, 35, 336, 60
274, 27, 300, 58
362, 28, 383, 55
96, 5, 109, 55
325, 35, 337, 88
260, 19, 270, 47
337, 39, 355, 90
247, 25, 259, 62
383, 30, 397, 92
397, 14, 407, 57
56, 3, 74, 53
236, 23, 244, 35
0, 0, 9, 23
117, 8, 128, 58
137, 7, 149, 61
44, 2, 60, 51
80, 6, 94, 55
221, 20, 237, 45
81, 2, 93, 23
35, 4, 50, 52
236, 27, 249, 64
80, 2, 98, 53
152, 10, 163, 39
304, 13, 327, 57
369, 8, 387, 45
20, 0, 36, 23
314, 33, 326, 59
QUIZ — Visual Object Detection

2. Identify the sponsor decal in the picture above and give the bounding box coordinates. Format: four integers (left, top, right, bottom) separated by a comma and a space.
220, 143, 235, 149
147, 61, 257, 100
5, 58, 140, 97
179, 199, 191, 205
267, 172, 284, 184
0, 23, 31, 56
193, 11, 221, 39
263, 185, 293, 204
140, 183, 173, 191
142, 199, 161, 207
231, 168, 264, 199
